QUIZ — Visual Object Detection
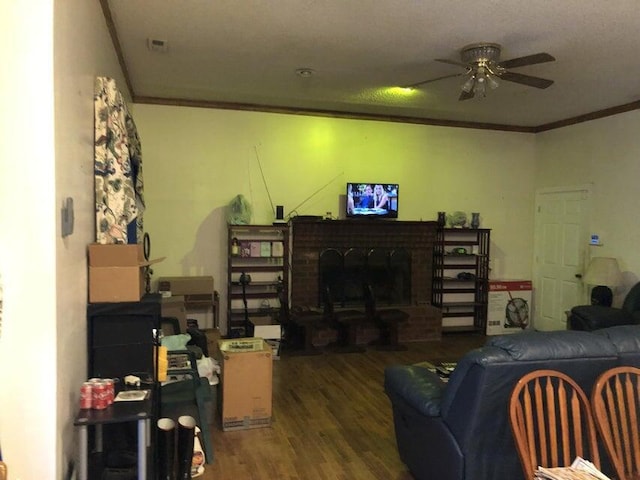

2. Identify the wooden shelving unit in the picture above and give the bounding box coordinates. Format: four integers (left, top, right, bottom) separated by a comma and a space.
432, 228, 490, 333
227, 224, 288, 337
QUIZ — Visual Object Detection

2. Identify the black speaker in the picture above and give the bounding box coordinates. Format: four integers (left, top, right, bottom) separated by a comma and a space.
275, 205, 284, 220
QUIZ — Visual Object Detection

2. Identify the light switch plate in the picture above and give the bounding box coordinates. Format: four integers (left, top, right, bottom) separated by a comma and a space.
61, 197, 74, 237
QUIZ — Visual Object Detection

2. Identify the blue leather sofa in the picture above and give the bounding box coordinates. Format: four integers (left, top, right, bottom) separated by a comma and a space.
384, 329, 634, 480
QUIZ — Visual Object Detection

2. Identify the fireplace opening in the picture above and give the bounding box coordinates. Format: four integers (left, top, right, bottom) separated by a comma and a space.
319, 247, 411, 307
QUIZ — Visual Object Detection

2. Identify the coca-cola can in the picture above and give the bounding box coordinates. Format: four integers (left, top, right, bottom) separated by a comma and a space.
103, 378, 115, 405
80, 382, 93, 409
92, 381, 108, 410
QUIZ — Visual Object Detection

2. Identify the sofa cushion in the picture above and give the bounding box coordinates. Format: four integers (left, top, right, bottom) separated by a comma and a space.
487, 330, 617, 360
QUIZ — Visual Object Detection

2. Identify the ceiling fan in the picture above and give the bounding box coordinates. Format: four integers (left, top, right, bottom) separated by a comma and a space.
407, 43, 556, 100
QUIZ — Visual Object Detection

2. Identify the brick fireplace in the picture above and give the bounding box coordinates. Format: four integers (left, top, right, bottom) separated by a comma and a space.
289, 218, 442, 343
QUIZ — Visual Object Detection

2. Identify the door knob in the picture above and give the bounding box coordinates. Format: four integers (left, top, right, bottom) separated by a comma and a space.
575, 273, 582, 278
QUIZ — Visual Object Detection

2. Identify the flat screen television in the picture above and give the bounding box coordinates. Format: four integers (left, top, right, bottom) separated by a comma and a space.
346, 183, 399, 219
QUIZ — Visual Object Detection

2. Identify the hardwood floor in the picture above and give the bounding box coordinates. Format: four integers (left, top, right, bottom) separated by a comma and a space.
199, 333, 486, 480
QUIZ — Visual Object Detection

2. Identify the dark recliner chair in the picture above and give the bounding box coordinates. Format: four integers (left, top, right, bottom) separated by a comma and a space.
384, 330, 619, 480
569, 282, 640, 331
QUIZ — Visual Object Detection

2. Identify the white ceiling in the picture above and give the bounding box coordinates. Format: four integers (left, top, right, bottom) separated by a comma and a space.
105, 0, 640, 130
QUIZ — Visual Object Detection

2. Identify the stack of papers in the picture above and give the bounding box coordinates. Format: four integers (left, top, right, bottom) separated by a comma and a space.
535, 457, 611, 480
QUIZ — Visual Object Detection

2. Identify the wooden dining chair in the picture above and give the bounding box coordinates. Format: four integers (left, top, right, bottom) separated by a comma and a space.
591, 366, 640, 480
509, 369, 601, 479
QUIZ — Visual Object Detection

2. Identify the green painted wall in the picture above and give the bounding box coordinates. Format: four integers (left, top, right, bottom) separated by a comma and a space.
536, 109, 640, 302
133, 104, 536, 329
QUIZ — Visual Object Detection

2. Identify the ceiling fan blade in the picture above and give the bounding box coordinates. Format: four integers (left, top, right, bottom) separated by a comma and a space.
405, 73, 462, 89
498, 52, 555, 69
459, 89, 475, 101
500, 71, 554, 89
435, 58, 470, 69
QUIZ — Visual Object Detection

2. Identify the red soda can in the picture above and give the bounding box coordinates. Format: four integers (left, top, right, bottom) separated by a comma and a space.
80, 382, 93, 409
92, 381, 108, 410
103, 378, 115, 405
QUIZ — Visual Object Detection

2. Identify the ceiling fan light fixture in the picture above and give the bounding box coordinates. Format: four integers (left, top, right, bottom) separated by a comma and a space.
426, 42, 555, 100
486, 73, 500, 90
473, 79, 486, 97
461, 75, 475, 93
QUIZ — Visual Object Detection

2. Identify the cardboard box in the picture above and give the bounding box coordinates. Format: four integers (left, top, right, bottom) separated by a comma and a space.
248, 316, 281, 340
88, 244, 164, 303
157, 276, 217, 328
217, 338, 272, 431
161, 295, 187, 332
486, 280, 533, 335
156, 276, 214, 296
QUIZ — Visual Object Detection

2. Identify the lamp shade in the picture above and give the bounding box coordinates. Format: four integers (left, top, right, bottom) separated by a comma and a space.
583, 257, 623, 287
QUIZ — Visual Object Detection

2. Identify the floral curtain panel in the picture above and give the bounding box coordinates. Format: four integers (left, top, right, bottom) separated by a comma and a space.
94, 77, 145, 244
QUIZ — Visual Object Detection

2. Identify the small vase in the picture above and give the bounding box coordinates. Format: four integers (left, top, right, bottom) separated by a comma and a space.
471, 213, 480, 229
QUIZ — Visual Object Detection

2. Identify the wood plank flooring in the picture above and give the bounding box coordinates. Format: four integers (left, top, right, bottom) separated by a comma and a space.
199, 333, 486, 480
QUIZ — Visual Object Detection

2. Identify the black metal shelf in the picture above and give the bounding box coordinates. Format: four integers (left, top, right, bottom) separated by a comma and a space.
229, 291, 279, 300
230, 265, 283, 272
432, 227, 490, 333
227, 224, 289, 337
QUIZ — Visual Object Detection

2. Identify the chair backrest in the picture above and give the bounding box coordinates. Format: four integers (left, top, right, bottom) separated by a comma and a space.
591, 366, 640, 480
366, 248, 390, 299
509, 369, 601, 479
343, 248, 366, 303
363, 282, 376, 319
319, 248, 344, 305
322, 285, 335, 318
389, 248, 411, 304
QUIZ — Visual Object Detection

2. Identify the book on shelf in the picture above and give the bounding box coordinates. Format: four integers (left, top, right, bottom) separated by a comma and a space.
240, 241, 251, 257
260, 241, 271, 257
271, 241, 284, 257
250, 242, 261, 257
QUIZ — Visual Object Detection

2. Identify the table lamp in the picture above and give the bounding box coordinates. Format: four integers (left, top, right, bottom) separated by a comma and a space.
583, 257, 623, 306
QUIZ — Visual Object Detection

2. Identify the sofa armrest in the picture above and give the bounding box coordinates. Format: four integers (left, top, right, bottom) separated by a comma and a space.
569, 305, 635, 331
384, 365, 446, 417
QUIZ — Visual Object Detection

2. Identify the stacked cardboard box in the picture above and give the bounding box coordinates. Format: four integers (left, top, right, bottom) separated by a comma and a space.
88, 244, 164, 303
217, 338, 273, 431
157, 276, 217, 329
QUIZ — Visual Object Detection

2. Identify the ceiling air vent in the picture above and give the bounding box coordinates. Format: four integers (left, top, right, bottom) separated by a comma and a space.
146, 38, 168, 53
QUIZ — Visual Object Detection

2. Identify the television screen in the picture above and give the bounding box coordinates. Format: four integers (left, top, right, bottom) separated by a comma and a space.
346, 183, 398, 218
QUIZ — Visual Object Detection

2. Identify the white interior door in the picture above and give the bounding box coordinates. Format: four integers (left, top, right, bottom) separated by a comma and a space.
533, 187, 590, 331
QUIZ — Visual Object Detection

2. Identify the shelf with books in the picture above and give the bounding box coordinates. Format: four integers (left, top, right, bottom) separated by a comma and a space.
227, 225, 288, 337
